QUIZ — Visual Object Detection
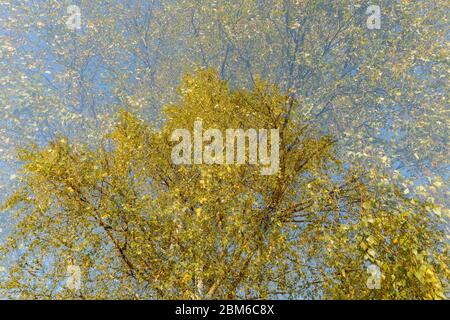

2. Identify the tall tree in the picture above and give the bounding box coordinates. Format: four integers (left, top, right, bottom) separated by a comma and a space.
1, 70, 447, 299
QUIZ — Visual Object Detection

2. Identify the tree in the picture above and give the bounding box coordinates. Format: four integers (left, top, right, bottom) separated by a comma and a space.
1, 69, 447, 299
1, 1, 448, 196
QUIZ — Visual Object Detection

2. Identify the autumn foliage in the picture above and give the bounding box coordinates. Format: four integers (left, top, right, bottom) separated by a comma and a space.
1, 70, 447, 299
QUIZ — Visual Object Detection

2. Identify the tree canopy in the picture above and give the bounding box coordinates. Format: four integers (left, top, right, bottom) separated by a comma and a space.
1, 70, 447, 299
